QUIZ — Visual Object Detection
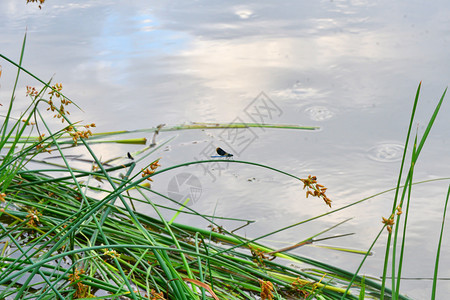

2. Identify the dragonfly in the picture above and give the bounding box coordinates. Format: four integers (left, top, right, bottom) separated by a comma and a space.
211, 147, 234, 158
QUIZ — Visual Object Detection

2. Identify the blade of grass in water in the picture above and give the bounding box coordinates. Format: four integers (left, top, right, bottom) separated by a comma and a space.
381, 84, 447, 299
431, 184, 450, 300
169, 198, 191, 225
394, 134, 417, 298
381, 82, 422, 299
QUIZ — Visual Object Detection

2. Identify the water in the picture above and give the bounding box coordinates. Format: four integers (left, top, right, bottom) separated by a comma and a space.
2, 1, 450, 298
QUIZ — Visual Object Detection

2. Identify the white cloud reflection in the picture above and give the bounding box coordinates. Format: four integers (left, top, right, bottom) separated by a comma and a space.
234, 7, 254, 19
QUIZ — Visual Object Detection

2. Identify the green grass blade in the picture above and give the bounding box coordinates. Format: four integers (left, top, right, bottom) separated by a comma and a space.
431, 184, 450, 299
413, 87, 447, 160
394, 135, 417, 299
381, 82, 422, 299
0, 32, 27, 139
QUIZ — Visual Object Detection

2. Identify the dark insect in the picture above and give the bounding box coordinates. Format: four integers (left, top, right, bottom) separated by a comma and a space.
216, 147, 233, 157
127, 152, 134, 160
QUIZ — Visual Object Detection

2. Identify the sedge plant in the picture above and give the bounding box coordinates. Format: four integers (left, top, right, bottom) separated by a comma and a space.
1, 35, 448, 300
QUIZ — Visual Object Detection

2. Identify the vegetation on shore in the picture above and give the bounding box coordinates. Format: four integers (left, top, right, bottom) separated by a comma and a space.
1, 35, 448, 300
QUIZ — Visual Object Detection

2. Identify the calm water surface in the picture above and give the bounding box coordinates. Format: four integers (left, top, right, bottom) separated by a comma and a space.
2, 1, 450, 298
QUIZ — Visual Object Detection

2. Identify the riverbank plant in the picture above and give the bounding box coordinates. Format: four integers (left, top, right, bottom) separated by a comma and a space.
1, 35, 448, 300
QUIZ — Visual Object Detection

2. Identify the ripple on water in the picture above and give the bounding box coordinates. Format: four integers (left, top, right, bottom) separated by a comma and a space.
304, 106, 334, 121
367, 143, 404, 163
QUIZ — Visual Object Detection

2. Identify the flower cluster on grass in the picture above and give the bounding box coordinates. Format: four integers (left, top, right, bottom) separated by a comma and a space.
259, 280, 274, 300
382, 215, 395, 234
25, 84, 96, 150
64, 124, 95, 146
300, 175, 332, 207
141, 159, 161, 182
25, 208, 42, 227
68, 268, 93, 298
47, 83, 72, 123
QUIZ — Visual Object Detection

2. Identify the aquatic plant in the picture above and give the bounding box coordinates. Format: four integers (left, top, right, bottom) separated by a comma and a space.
1, 34, 447, 300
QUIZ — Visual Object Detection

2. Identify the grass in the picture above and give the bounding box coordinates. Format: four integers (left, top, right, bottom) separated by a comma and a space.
1, 35, 449, 299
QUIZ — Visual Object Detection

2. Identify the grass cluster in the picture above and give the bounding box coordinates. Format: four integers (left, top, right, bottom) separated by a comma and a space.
1, 35, 449, 300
